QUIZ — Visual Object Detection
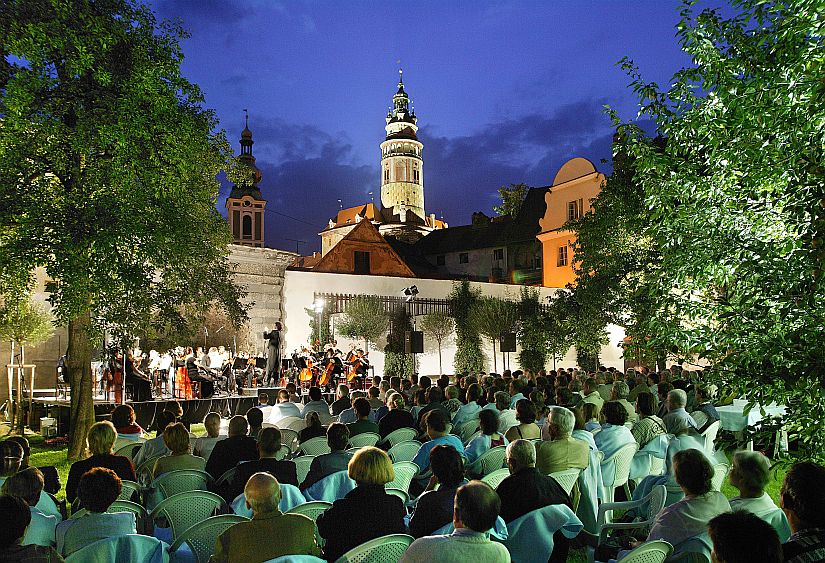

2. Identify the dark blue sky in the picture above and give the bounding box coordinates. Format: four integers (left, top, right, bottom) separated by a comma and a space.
149, 0, 700, 253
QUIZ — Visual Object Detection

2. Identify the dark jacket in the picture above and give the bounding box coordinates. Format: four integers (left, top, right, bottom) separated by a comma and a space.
316, 483, 406, 562
408, 484, 462, 538
378, 409, 416, 439
330, 397, 351, 416
300, 451, 352, 490
223, 458, 299, 501
497, 467, 572, 524
205, 435, 258, 481
346, 419, 379, 437
66, 454, 136, 504
416, 402, 451, 427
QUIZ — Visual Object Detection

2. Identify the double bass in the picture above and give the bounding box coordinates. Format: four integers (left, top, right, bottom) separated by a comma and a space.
298, 349, 315, 384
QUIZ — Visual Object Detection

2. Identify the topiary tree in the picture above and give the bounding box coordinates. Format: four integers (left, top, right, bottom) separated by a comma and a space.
448, 280, 484, 375
337, 296, 389, 353
383, 306, 417, 378
420, 312, 455, 375
469, 296, 519, 373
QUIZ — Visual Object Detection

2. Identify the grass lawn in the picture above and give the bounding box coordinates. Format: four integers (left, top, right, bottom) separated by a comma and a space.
4, 424, 788, 563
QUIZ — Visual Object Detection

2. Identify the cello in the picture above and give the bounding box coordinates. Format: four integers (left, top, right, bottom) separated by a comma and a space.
318, 359, 334, 387
298, 350, 315, 386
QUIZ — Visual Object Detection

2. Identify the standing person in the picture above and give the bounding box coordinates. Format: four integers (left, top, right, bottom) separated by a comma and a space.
263, 322, 282, 386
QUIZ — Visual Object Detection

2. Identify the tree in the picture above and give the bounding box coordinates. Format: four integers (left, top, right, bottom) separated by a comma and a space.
420, 312, 454, 374
615, 0, 825, 461
493, 183, 529, 218
469, 296, 519, 373
383, 306, 417, 378
516, 287, 548, 373
0, 1, 246, 458
448, 281, 485, 375
337, 296, 389, 353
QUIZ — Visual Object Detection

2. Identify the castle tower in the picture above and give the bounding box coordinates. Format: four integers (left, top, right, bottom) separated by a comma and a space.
226, 111, 266, 247
380, 69, 425, 223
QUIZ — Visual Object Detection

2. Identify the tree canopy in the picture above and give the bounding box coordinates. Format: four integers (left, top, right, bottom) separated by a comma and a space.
1, 0, 246, 457
493, 183, 529, 218
338, 296, 389, 350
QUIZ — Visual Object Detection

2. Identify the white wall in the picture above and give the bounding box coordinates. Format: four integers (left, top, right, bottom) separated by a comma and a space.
281, 270, 625, 376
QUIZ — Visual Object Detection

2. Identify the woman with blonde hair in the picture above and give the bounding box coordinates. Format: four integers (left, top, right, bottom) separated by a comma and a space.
65, 421, 135, 504
316, 446, 406, 562
378, 391, 416, 440
152, 422, 205, 477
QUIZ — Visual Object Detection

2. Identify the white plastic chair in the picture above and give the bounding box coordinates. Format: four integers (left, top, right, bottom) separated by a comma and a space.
457, 419, 481, 443
278, 416, 306, 431
465, 445, 506, 478
435, 515, 509, 540
149, 490, 223, 542
115, 442, 145, 462
278, 428, 300, 453
498, 504, 583, 563
168, 514, 247, 563
481, 468, 511, 490
64, 534, 169, 563
600, 443, 638, 511
387, 440, 421, 463
550, 468, 582, 495
710, 462, 729, 492
385, 487, 410, 504
332, 533, 414, 563
630, 434, 670, 487
303, 470, 356, 502
299, 436, 332, 456
293, 455, 316, 485
120, 479, 141, 501
603, 539, 672, 563
381, 428, 418, 448
700, 421, 720, 453
287, 500, 332, 549
386, 461, 420, 493
348, 432, 380, 448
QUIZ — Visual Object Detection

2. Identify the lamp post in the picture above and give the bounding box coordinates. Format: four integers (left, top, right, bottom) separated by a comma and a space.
313, 298, 325, 346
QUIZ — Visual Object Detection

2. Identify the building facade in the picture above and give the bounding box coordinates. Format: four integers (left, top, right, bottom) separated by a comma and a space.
226, 114, 266, 248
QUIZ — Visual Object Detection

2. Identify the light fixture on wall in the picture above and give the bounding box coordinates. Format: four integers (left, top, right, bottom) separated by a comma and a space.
402, 285, 419, 303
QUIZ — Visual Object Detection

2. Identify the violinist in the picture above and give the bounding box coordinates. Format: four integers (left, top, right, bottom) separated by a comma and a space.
125, 351, 152, 402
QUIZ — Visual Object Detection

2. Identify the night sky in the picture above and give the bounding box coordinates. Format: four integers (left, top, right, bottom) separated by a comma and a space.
148, 0, 700, 253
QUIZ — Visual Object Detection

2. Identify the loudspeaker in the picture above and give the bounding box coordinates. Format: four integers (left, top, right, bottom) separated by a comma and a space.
405, 330, 424, 354
499, 332, 517, 353
255, 387, 281, 398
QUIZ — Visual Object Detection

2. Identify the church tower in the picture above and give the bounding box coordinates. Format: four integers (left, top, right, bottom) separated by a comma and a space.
380, 70, 425, 223
226, 112, 266, 247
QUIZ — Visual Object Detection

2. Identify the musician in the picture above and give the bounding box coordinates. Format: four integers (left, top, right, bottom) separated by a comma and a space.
263, 322, 283, 387
348, 349, 370, 377
125, 352, 152, 402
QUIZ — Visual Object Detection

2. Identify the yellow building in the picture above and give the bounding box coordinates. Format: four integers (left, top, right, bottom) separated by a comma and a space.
537, 157, 605, 288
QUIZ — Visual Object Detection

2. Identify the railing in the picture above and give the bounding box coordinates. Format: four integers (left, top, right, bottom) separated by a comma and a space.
314, 292, 453, 316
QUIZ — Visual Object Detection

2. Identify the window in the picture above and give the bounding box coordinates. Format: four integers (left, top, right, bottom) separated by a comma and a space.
354, 251, 371, 274
384, 169, 390, 183
436, 255, 445, 266
493, 248, 504, 261
567, 199, 583, 221
242, 214, 252, 240
557, 245, 568, 267
413, 169, 420, 183
459, 253, 469, 264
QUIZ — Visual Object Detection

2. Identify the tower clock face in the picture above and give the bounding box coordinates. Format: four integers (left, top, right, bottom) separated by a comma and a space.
243, 200, 251, 207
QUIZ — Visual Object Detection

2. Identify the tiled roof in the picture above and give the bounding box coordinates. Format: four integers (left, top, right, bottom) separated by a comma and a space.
324, 203, 382, 230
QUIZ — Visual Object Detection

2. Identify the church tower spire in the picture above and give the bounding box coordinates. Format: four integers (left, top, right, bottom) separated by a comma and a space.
226, 110, 267, 247
380, 69, 425, 223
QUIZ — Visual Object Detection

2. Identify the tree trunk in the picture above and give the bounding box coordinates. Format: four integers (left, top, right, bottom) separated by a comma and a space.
67, 310, 95, 460
437, 340, 443, 375
491, 339, 497, 373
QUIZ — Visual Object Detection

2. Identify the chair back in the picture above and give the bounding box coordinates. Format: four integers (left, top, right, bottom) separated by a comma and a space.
349, 432, 380, 449
385, 461, 419, 493
317, 411, 335, 426
265, 555, 326, 563
385, 488, 409, 504
382, 428, 417, 448
333, 533, 414, 563
279, 428, 300, 453
64, 533, 168, 563
690, 411, 709, 429
293, 455, 316, 485
467, 445, 506, 477
601, 442, 638, 501
303, 470, 356, 502
300, 436, 332, 456
152, 469, 212, 500
387, 441, 421, 463
135, 456, 164, 486
669, 533, 712, 563
115, 442, 144, 462
458, 419, 480, 443
701, 421, 721, 452
710, 462, 729, 492
613, 539, 673, 563
70, 499, 148, 521
631, 434, 670, 484
500, 504, 583, 563
481, 468, 511, 490
120, 479, 140, 501
288, 501, 333, 549
283, 417, 308, 432
168, 514, 247, 563
150, 490, 224, 542
549, 468, 581, 495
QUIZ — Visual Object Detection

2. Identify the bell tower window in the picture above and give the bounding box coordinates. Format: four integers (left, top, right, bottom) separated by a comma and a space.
242, 214, 253, 240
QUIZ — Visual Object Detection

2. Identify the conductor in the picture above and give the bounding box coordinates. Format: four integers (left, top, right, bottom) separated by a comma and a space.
263, 322, 282, 386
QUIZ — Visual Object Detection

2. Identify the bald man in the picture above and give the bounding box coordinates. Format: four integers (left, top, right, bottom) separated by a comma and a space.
212, 473, 320, 562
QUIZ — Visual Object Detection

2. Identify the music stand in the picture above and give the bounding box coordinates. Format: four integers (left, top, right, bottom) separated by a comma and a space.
232, 357, 247, 370
254, 357, 267, 370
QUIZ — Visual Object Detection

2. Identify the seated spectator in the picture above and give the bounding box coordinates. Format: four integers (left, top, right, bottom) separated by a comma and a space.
505, 399, 541, 441
409, 389, 428, 422
368, 385, 384, 410
152, 422, 206, 478
246, 407, 264, 440
416, 387, 450, 428
224, 427, 298, 501
581, 402, 600, 432
690, 385, 720, 433
409, 445, 467, 538
656, 381, 673, 418
727, 451, 790, 541
453, 384, 483, 427
400, 481, 511, 563
662, 389, 698, 433
498, 440, 572, 562
4, 435, 61, 497
299, 411, 326, 444
464, 409, 507, 464
300, 423, 352, 490
111, 404, 143, 450
255, 393, 273, 421
346, 397, 379, 437
581, 377, 605, 418
378, 392, 416, 440
594, 401, 636, 459
483, 391, 518, 434
212, 472, 320, 562
56, 468, 136, 557
337, 390, 365, 424
531, 390, 549, 428
205, 415, 258, 480
192, 412, 226, 461
780, 461, 825, 563
412, 410, 465, 474
66, 421, 136, 504
611, 381, 638, 423
631, 392, 666, 448
509, 379, 526, 409
0, 496, 63, 563
285, 382, 301, 403
132, 410, 176, 469
270, 389, 303, 423
1, 468, 57, 547
301, 387, 331, 418
708, 511, 782, 563
316, 447, 406, 562
442, 386, 462, 416
627, 370, 651, 403
537, 406, 590, 475
330, 384, 351, 416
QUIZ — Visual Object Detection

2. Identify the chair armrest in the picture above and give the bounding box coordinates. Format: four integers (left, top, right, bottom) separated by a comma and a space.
596, 497, 650, 525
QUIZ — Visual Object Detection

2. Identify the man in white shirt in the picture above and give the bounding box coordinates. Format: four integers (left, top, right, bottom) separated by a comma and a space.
662, 389, 698, 434
0, 467, 58, 547
269, 389, 303, 423
581, 377, 605, 418
301, 387, 331, 419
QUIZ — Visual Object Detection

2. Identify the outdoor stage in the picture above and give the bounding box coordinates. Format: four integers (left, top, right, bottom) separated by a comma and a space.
29, 390, 272, 434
